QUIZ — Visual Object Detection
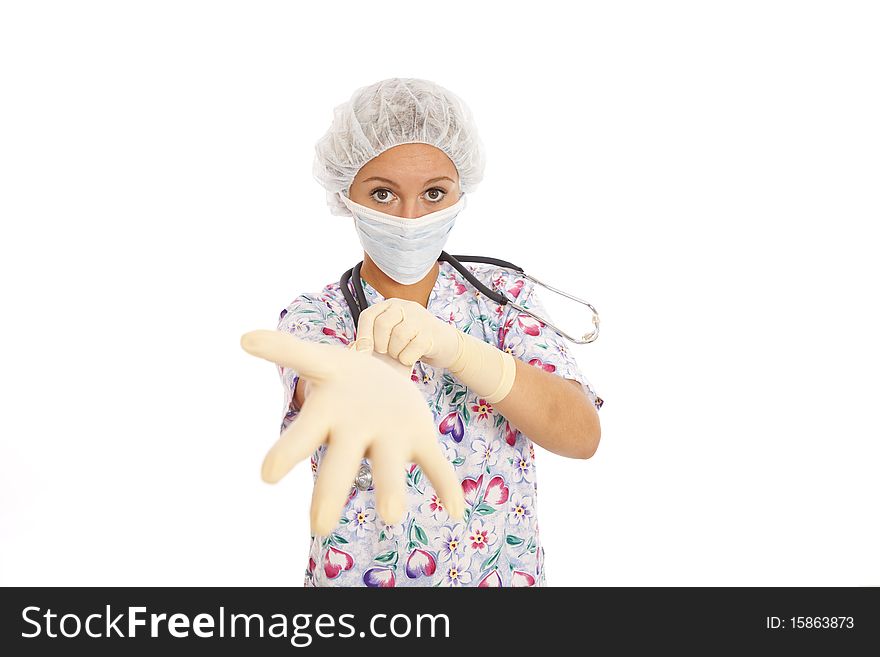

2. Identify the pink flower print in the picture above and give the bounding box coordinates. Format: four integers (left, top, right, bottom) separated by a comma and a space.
507, 279, 525, 299
439, 411, 465, 443
512, 448, 534, 484
511, 570, 536, 587
323, 547, 354, 579
471, 398, 493, 420
528, 358, 556, 373
441, 302, 466, 326
461, 474, 484, 507
405, 549, 437, 579
452, 280, 468, 297
498, 317, 515, 348
508, 492, 533, 527
502, 335, 525, 358
528, 442, 535, 462
517, 314, 543, 337
419, 488, 449, 524
467, 520, 498, 553
411, 371, 420, 384
478, 570, 503, 587
345, 503, 376, 538
468, 439, 501, 470
363, 567, 396, 588
440, 554, 472, 587
503, 421, 518, 447
321, 326, 350, 345
438, 524, 466, 563
483, 475, 510, 506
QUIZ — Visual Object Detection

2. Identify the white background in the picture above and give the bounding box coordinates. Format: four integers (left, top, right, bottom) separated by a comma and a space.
1, 1, 878, 587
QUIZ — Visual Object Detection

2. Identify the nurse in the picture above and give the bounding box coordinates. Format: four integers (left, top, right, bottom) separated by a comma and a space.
241, 77, 602, 587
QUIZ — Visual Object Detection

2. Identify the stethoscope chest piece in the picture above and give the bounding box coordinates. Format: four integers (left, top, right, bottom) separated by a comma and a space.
354, 462, 372, 491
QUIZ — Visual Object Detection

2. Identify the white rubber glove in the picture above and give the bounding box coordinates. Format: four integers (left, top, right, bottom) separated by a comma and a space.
240, 329, 465, 536
356, 298, 517, 404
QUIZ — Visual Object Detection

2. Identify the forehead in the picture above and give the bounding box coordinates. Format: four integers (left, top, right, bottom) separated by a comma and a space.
356, 143, 458, 184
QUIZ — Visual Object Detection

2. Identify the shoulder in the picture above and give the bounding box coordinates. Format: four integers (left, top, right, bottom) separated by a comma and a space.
455, 260, 536, 307
278, 283, 346, 322
276, 282, 353, 345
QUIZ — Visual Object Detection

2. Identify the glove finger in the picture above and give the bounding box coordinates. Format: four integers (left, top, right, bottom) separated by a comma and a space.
397, 334, 433, 368
261, 401, 330, 483
372, 304, 406, 355
310, 436, 367, 536
240, 330, 340, 382
387, 323, 419, 360
367, 441, 408, 526
413, 436, 465, 521
354, 298, 394, 349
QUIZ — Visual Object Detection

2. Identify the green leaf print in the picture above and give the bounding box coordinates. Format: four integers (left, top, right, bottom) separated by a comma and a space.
374, 550, 397, 564
452, 457, 465, 466
481, 545, 502, 572
506, 534, 524, 546
414, 524, 429, 546
332, 533, 348, 545
474, 503, 496, 516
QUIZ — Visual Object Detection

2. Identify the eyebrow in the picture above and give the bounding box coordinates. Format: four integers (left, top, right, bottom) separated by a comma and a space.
361, 176, 455, 187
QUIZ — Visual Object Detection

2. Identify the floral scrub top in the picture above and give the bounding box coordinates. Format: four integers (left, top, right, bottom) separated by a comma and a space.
276, 260, 603, 587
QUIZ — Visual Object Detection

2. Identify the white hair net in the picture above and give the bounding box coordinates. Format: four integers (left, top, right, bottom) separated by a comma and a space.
312, 77, 487, 217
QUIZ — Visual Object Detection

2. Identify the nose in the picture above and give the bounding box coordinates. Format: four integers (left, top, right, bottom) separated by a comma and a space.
400, 197, 421, 219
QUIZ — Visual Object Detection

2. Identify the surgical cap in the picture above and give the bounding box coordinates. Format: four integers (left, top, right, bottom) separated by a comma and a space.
313, 77, 487, 216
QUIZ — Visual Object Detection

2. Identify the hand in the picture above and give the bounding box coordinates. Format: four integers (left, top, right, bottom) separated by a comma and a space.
240, 330, 465, 536
356, 298, 463, 370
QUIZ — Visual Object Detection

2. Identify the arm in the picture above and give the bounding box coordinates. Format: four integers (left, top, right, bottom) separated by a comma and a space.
358, 296, 603, 461
491, 361, 600, 459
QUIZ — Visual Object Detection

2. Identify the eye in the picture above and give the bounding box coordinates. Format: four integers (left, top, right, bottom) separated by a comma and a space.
369, 188, 395, 204
425, 187, 447, 202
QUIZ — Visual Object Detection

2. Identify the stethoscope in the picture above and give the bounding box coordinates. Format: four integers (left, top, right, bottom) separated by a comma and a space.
340, 251, 600, 491
340, 251, 600, 345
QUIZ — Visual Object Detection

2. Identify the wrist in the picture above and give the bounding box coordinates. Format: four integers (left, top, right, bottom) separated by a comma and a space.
447, 332, 517, 404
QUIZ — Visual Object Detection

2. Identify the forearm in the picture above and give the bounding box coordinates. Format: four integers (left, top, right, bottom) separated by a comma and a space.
491, 358, 601, 459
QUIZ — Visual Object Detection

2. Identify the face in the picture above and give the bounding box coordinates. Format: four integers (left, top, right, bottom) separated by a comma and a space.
348, 143, 461, 218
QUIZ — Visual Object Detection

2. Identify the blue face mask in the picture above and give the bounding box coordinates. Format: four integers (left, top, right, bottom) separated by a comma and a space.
338, 192, 467, 285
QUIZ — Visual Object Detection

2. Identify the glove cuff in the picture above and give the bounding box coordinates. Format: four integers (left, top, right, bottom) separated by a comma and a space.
448, 331, 517, 404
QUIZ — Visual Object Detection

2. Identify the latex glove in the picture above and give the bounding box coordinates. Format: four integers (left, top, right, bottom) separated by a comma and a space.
357, 298, 518, 404
240, 329, 465, 536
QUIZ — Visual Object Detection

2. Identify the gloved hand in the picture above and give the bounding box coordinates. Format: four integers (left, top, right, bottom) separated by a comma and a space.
356, 298, 517, 404
240, 329, 465, 536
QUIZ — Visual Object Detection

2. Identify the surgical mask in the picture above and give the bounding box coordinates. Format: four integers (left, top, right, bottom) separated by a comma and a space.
338, 192, 467, 285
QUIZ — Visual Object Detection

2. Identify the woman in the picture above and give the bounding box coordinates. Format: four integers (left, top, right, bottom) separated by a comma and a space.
276, 77, 603, 587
